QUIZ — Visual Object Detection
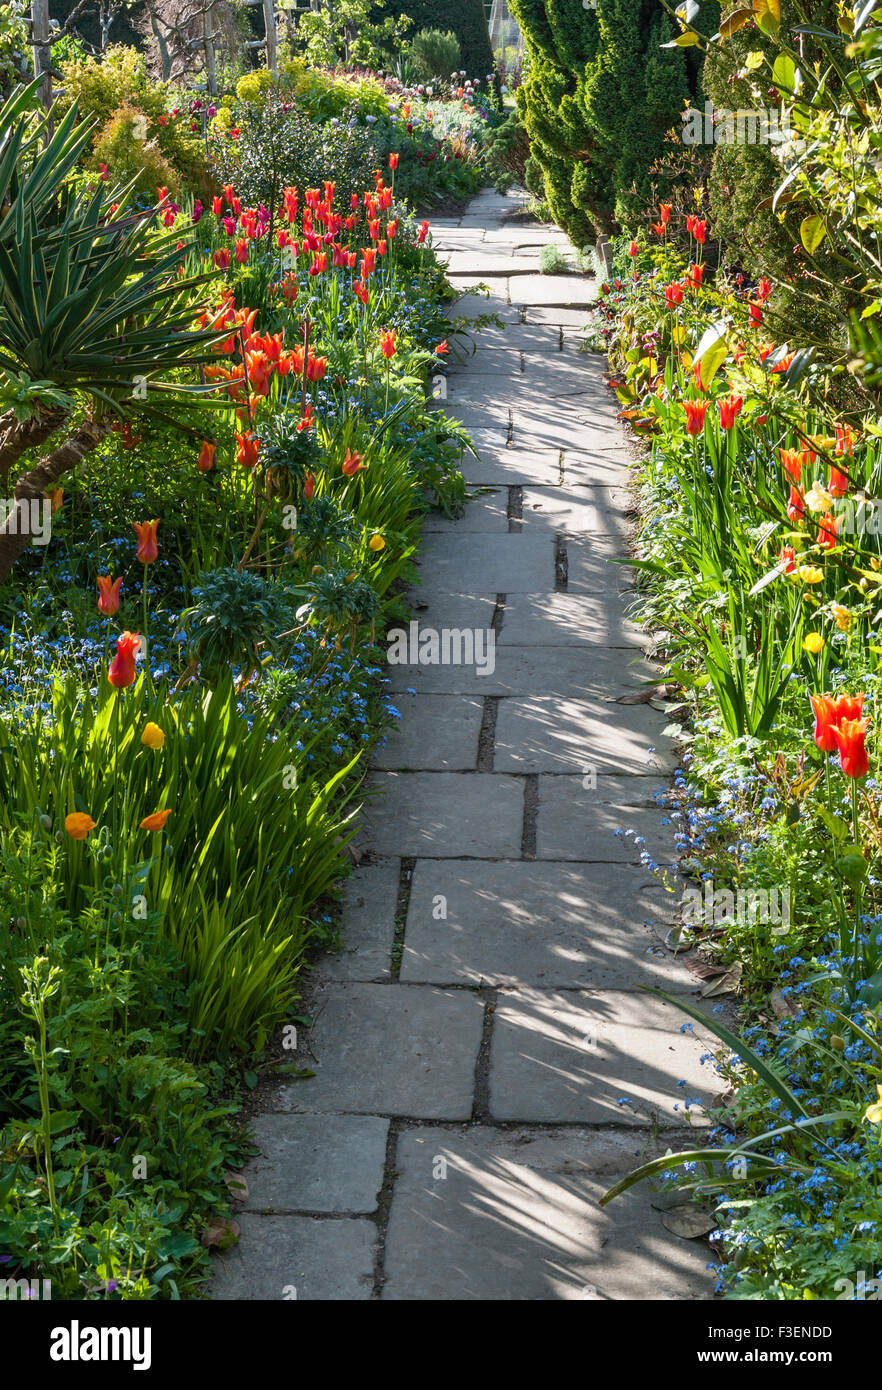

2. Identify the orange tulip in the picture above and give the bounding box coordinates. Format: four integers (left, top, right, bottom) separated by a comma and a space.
780, 545, 796, 575
389, 152, 399, 170
97, 575, 123, 616
818, 513, 838, 549
379, 329, 396, 359
304, 472, 316, 500
659, 203, 671, 225
236, 433, 260, 469
786, 486, 804, 522
682, 400, 708, 436
133, 520, 159, 565
828, 463, 848, 498
780, 448, 803, 482
342, 449, 366, 476
830, 718, 869, 779
65, 812, 97, 840
719, 394, 743, 430
140, 809, 172, 832
810, 693, 865, 754
197, 440, 217, 473
108, 631, 141, 689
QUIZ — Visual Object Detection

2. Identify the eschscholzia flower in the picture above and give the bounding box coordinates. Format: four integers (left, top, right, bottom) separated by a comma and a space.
108, 631, 141, 689
141, 722, 165, 750
683, 400, 708, 436
798, 564, 823, 584
831, 603, 854, 632
719, 394, 743, 429
133, 520, 159, 564
97, 575, 123, 615
342, 449, 366, 476
197, 440, 216, 472
65, 812, 97, 840
830, 718, 869, 779
369, 534, 385, 551
140, 809, 172, 832
379, 329, 396, 359
803, 632, 825, 655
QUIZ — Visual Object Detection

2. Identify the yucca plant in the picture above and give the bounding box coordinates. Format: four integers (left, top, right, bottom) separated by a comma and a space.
0, 83, 225, 581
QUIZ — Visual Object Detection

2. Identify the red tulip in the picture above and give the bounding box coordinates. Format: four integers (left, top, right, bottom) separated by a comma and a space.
810, 694, 840, 753
133, 520, 159, 564
719, 394, 743, 429
379, 329, 396, 359
389, 152, 399, 169
97, 575, 122, 615
197, 441, 216, 472
682, 400, 708, 436
304, 472, 316, 500
342, 449, 366, 476
628, 240, 639, 257
786, 486, 804, 522
828, 464, 848, 498
664, 281, 684, 307
780, 448, 803, 482
108, 630, 141, 689
780, 545, 796, 575
830, 718, 869, 779
659, 203, 671, 225
818, 513, 838, 549
236, 433, 260, 469
688, 262, 704, 288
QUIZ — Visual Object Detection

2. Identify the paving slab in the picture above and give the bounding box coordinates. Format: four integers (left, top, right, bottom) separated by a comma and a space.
447, 294, 520, 323
210, 1215, 375, 1300
489, 987, 718, 1125
361, 771, 524, 858
420, 490, 509, 533
374, 694, 483, 769
493, 694, 676, 775
444, 253, 539, 275
464, 448, 564, 486
415, 533, 554, 593
561, 448, 634, 485
535, 774, 679, 865
241, 1114, 389, 1213
566, 537, 638, 594
322, 857, 399, 981
520, 487, 632, 545
499, 592, 646, 648
401, 860, 691, 990
509, 275, 598, 307
381, 1126, 714, 1301
279, 982, 484, 1119
525, 305, 598, 326
397, 591, 498, 633
383, 643, 652, 698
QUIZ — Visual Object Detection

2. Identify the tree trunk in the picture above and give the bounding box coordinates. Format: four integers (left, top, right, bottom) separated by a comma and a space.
0, 420, 109, 581
0, 407, 68, 491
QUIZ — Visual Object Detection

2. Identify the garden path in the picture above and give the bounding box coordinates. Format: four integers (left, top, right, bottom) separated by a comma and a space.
212, 189, 724, 1302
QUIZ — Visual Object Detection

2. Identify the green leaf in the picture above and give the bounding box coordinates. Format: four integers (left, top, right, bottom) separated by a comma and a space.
692, 319, 730, 387
800, 214, 827, 254
772, 54, 799, 94
744, 49, 766, 71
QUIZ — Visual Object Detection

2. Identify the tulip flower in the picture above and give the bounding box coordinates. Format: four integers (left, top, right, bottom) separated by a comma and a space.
831, 604, 854, 632
213, 248, 231, 270
659, 203, 671, 225
140, 809, 172, 831
865, 1085, 882, 1124
719, 394, 743, 429
417, 220, 429, 243
651, 222, 665, 236
628, 240, 639, 257
818, 513, 838, 549
810, 694, 840, 753
304, 472, 316, 500
758, 277, 772, 301
342, 449, 366, 476
682, 400, 708, 436
380, 329, 396, 359
780, 448, 803, 482
141, 722, 166, 750
828, 464, 848, 498
803, 632, 825, 655
835, 424, 854, 455
435, 340, 449, 355
133, 521, 159, 565
108, 631, 141, 689
780, 545, 796, 574
389, 152, 399, 169
830, 717, 869, 779
691, 218, 707, 244
664, 281, 684, 307
688, 262, 704, 288
48, 487, 64, 513
197, 440, 216, 473
97, 575, 123, 615
236, 433, 260, 469
65, 812, 97, 840
787, 486, 804, 522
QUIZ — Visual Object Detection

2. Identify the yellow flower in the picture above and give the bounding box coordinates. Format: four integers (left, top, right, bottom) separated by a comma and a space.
368, 534, 385, 552
865, 1084, 882, 1124
798, 565, 824, 585
65, 812, 97, 840
802, 632, 825, 655
830, 604, 854, 632
141, 722, 166, 750
804, 482, 833, 513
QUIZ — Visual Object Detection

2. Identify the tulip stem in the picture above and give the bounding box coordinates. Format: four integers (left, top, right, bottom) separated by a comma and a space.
853, 777, 863, 974
142, 564, 151, 696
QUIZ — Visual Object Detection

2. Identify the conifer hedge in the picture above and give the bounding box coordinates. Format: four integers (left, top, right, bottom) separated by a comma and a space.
374, 0, 495, 79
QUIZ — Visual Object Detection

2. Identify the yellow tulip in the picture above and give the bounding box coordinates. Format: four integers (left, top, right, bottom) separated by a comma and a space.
802, 632, 825, 655
798, 565, 824, 584
865, 1084, 882, 1124
141, 722, 166, 750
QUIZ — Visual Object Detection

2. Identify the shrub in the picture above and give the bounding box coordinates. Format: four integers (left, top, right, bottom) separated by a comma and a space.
373, 0, 494, 78
537, 243, 569, 274
92, 104, 180, 200
408, 28, 462, 81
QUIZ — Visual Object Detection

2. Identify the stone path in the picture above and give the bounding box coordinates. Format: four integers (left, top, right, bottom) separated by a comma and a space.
212, 188, 723, 1303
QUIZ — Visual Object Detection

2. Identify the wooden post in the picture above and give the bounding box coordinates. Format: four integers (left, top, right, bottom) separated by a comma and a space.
30, 0, 52, 110
203, 2, 217, 97
262, 0, 278, 73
